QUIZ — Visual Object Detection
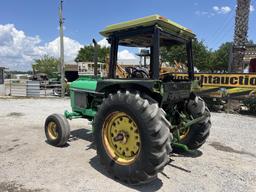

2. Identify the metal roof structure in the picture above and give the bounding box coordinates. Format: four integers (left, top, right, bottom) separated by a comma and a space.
100, 15, 195, 41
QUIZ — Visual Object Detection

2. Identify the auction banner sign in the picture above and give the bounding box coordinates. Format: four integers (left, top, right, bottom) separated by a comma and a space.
173, 73, 256, 88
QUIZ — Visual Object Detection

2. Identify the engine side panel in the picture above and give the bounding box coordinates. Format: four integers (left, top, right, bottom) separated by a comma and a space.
162, 81, 192, 104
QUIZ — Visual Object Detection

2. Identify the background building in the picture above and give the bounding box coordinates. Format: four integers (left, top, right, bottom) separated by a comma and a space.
244, 44, 256, 64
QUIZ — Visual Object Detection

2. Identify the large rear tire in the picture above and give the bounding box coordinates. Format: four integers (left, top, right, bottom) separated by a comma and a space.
93, 91, 172, 184
179, 97, 211, 150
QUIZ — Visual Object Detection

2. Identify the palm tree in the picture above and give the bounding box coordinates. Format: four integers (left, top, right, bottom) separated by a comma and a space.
232, 0, 251, 72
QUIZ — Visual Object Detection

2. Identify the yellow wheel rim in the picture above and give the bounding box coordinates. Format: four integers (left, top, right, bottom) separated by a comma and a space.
179, 127, 190, 140
102, 112, 141, 165
47, 122, 58, 140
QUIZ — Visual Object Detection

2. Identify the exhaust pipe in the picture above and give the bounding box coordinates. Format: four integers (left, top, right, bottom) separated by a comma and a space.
92, 39, 98, 77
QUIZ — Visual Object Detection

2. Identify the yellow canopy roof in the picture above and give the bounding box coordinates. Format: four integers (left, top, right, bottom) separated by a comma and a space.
100, 15, 195, 40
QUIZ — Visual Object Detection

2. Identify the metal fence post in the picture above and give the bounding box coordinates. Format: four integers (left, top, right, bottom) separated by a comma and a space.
45, 83, 47, 96
9, 80, 12, 96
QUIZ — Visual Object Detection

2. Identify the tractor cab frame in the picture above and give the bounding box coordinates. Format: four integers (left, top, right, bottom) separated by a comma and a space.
107, 25, 195, 80
100, 15, 196, 81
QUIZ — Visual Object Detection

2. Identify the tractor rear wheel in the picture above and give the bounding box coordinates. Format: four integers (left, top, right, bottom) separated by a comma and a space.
93, 91, 172, 184
44, 114, 70, 147
178, 97, 211, 150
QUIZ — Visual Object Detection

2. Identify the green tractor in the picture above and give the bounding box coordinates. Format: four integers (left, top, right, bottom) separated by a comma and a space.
44, 15, 211, 184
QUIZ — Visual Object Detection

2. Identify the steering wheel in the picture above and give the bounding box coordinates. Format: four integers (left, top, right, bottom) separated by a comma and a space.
125, 67, 149, 79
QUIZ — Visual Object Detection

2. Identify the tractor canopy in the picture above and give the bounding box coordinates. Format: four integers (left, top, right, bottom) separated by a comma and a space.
100, 15, 195, 80
100, 15, 195, 47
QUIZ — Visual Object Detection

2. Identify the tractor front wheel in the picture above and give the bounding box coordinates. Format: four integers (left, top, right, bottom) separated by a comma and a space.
44, 114, 70, 147
93, 91, 172, 184
178, 97, 211, 150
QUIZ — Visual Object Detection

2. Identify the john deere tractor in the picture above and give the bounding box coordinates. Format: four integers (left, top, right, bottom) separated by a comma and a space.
44, 15, 211, 184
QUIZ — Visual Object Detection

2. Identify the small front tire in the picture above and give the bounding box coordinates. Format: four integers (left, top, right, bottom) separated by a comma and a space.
44, 114, 70, 147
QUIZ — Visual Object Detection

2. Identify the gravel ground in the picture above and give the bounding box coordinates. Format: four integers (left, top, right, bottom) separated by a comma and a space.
0, 98, 255, 192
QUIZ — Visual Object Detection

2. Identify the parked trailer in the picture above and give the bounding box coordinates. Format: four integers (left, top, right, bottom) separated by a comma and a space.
173, 73, 256, 111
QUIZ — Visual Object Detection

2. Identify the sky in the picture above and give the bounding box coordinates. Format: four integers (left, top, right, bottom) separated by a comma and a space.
0, 0, 256, 70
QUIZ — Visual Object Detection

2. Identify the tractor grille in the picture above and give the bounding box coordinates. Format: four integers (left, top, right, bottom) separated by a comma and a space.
74, 91, 88, 109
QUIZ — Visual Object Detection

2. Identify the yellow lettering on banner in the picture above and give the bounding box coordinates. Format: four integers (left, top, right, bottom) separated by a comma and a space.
172, 73, 256, 88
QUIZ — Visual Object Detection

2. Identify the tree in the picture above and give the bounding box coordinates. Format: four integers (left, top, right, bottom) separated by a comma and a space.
192, 40, 212, 71
32, 55, 59, 78
75, 45, 110, 63
160, 40, 234, 72
210, 42, 232, 72
160, 43, 186, 65
160, 40, 211, 71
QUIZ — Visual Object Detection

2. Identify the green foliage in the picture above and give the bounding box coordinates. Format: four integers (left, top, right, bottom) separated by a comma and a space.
210, 42, 232, 72
160, 40, 232, 72
193, 40, 212, 71
76, 41, 232, 72
75, 45, 110, 63
160, 44, 186, 65
32, 55, 59, 78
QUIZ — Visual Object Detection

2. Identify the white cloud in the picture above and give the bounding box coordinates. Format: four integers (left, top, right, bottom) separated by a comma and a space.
195, 5, 231, 17
212, 6, 219, 11
250, 5, 255, 12
0, 24, 82, 70
97, 38, 136, 60
0, 24, 42, 70
37, 37, 83, 63
97, 38, 110, 47
0, 24, 137, 70
213, 6, 231, 14
118, 50, 136, 60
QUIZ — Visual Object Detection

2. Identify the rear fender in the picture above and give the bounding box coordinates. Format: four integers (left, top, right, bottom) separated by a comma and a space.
97, 83, 163, 104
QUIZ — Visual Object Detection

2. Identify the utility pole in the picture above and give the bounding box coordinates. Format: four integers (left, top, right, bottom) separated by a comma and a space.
59, 0, 65, 97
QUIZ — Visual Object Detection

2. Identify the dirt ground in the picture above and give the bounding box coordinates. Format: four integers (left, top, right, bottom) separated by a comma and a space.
0, 98, 255, 192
